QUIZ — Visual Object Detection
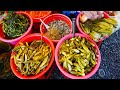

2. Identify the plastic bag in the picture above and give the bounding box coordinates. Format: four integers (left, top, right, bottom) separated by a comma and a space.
82, 11, 104, 20
107, 11, 120, 33
79, 11, 119, 47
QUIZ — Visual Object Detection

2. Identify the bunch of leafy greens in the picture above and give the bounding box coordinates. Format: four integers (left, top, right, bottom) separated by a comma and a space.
2, 12, 30, 39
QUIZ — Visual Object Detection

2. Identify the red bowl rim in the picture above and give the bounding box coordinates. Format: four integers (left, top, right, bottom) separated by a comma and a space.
55, 33, 101, 79
10, 33, 55, 79
76, 11, 110, 42
40, 13, 72, 43
33, 11, 52, 20
0, 11, 33, 42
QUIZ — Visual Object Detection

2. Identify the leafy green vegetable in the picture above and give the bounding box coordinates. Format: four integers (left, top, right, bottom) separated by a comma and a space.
2, 12, 30, 39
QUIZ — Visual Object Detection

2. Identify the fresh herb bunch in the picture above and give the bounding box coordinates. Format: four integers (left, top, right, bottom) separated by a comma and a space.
2, 12, 30, 39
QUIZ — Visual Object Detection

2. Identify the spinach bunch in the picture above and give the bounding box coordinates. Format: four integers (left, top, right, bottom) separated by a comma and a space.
2, 12, 30, 39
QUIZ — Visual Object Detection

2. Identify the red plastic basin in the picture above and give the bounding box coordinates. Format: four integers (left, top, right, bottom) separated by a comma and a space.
0, 11, 33, 46
55, 33, 101, 79
10, 33, 55, 79
40, 13, 72, 44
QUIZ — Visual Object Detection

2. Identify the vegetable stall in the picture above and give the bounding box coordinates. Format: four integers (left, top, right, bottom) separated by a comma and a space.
0, 11, 120, 79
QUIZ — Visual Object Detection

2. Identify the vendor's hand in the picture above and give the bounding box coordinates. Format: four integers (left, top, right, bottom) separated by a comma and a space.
82, 11, 104, 20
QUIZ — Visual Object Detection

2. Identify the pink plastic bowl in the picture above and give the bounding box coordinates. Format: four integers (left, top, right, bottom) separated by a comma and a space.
40, 13, 72, 44
0, 11, 33, 46
76, 12, 110, 43
10, 33, 55, 79
55, 33, 101, 79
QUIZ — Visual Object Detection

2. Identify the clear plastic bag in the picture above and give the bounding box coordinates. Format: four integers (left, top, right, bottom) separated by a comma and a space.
104, 11, 120, 32
109, 11, 120, 33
